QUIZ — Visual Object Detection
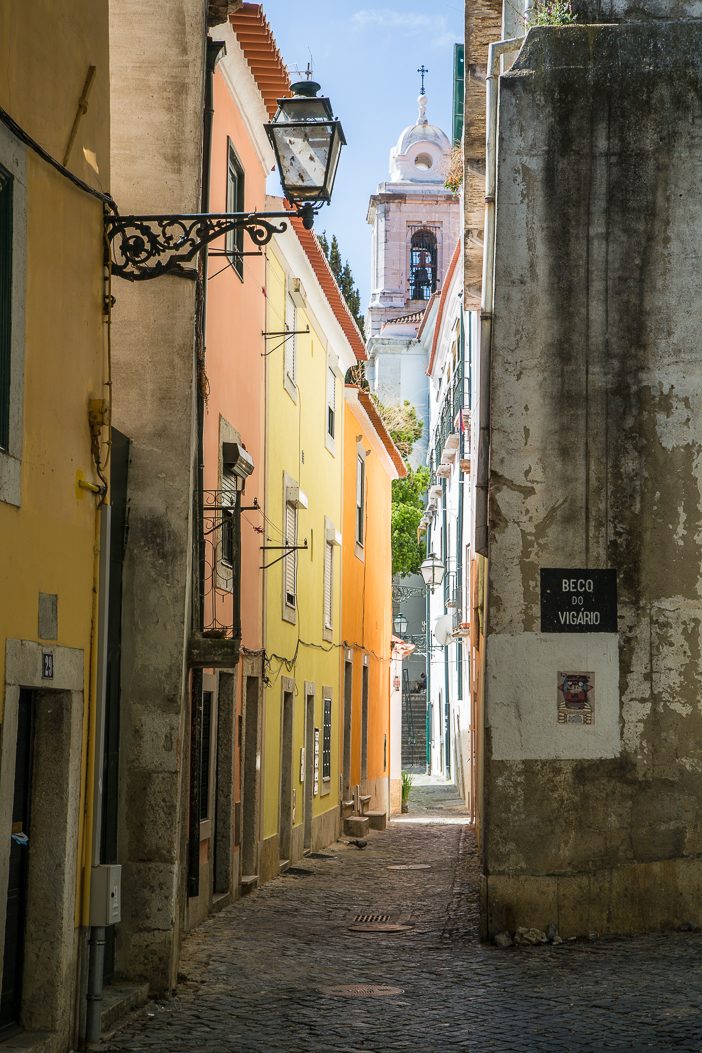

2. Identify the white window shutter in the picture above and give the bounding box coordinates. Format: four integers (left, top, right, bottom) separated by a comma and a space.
284, 502, 297, 607
285, 294, 296, 381
324, 541, 333, 629
356, 455, 365, 544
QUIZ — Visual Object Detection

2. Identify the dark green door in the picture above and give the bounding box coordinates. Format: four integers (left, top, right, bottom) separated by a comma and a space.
0, 689, 34, 1030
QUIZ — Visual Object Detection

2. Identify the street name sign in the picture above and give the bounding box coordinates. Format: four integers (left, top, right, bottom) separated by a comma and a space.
540, 569, 617, 633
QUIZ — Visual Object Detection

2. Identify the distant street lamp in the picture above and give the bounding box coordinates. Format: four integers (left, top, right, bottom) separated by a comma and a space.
420, 553, 446, 591
106, 77, 345, 281
393, 612, 408, 636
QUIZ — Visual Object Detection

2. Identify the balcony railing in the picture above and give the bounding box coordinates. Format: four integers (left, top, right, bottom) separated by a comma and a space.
188, 489, 241, 669
430, 370, 470, 476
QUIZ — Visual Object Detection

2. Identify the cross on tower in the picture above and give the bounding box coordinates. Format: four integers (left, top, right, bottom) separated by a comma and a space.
418, 64, 429, 95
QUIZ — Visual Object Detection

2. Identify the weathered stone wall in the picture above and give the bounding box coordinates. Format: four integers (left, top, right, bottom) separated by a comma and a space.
109, 0, 205, 993
483, 22, 702, 937
464, 0, 502, 309
572, 0, 702, 19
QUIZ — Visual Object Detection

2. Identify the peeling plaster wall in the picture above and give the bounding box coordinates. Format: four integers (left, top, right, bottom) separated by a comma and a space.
572, 1, 702, 19
483, 22, 702, 937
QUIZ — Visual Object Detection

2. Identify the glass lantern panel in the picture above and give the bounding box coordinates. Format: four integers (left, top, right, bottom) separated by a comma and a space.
277, 98, 332, 122
273, 124, 333, 199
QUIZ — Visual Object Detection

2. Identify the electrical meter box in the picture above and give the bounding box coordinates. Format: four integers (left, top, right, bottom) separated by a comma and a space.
90, 863, 122, 926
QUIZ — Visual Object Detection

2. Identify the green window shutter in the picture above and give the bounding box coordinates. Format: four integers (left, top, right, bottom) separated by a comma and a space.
0, 165, 13, 452
452, 44, 465, 146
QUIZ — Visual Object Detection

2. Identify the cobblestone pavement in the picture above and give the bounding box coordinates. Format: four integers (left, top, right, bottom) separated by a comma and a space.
105, 783, 702, 1052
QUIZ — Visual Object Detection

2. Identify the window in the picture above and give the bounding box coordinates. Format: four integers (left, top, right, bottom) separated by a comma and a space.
323, 541, 333, 631
284, 501, 297, 608
225, 142, 245, 278
356, 454, 365, 547
322, 696, 332, 780
221, 463, 238, 570
199, 691, 213, 820
0, 130, 25, 509
0, 164, 12, 451
285, 292, 296, 385
326, 366, 335, 440
409, 228, 437, 301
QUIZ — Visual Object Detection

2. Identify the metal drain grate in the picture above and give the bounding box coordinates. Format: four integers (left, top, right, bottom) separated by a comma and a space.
347, 910, 413, 934
321, 984, 404, 998
387, 864, 431, 871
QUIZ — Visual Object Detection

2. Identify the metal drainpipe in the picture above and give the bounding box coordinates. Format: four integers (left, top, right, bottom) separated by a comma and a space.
456, 313, 465, 700
425, 583, 431, 772
475, 38, 522, 556
84, 507, 111, 1047
442, 476, 450, 777
188, 36, 225, 900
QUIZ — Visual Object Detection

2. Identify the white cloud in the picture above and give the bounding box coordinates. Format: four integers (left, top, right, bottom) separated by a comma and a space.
353, 8, 458, 48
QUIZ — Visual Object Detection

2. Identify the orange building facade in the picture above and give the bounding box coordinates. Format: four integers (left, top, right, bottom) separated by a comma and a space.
190, 6, 289, 925
341, 388, 406, 817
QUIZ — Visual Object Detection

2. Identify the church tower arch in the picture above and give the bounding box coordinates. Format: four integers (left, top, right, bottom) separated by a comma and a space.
409, 228, 437, 302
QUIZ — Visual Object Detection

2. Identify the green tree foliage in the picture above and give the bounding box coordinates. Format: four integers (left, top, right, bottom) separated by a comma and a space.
391, 467, 430, 576
530, 1, 576, 24
318, 231, 366, 338
374, 398, 423, 461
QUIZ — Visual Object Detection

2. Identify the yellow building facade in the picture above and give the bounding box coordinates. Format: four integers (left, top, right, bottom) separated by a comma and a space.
0, 2, 111, 1047
259, 203, 363, 882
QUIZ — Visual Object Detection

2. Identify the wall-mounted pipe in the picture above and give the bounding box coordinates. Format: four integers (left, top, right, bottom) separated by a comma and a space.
475, 37, 522, 556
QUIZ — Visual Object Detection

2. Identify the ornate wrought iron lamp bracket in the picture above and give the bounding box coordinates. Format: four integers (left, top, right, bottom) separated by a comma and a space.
106, 205, 313, 282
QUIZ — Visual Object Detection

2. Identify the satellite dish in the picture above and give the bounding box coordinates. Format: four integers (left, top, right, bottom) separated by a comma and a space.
433, 614, 454, 647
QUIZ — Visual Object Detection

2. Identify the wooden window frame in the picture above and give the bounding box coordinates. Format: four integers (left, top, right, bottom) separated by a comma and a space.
0, 125, 26, 509
225, 140, 245, 279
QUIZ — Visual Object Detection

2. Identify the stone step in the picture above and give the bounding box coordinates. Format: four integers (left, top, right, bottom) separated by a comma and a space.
366, 810, 386, 831
344, 815, 370, 838
101, 980, 150, 1034
241, 874, 258, 895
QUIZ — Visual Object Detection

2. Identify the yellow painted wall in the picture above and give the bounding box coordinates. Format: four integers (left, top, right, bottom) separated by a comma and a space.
262, 242, 344, 843
0, 0, 110, 918
0, 1, 111, 189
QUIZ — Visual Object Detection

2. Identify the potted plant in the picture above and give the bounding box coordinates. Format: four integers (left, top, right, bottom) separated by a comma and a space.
401, 771, 414, 813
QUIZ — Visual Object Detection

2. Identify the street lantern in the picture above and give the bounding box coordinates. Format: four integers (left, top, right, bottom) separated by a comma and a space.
420, 553, 445, 591
106, 78, 345, 280
393, 612, 408, 636
266, 79, 346, 222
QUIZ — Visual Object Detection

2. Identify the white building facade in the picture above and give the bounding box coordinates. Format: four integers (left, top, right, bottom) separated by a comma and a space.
365, 92, 460, 748
422, 243, 473, 805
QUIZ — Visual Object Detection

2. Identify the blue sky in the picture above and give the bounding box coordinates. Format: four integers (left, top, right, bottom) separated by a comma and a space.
262, 1, 463, 307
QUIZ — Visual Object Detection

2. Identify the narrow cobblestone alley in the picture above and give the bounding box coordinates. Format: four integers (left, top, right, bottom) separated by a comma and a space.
104, 784, 702, 1053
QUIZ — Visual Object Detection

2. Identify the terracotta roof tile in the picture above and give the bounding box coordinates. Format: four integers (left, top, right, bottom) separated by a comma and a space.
230, 4, 290, 117
381, 308, 426, 329
426, 240, 462, 376
288, 209, 368, 362
357, 389, 407, 478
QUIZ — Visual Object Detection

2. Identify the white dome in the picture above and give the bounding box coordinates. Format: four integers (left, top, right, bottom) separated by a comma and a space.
389, 94, 452, 184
